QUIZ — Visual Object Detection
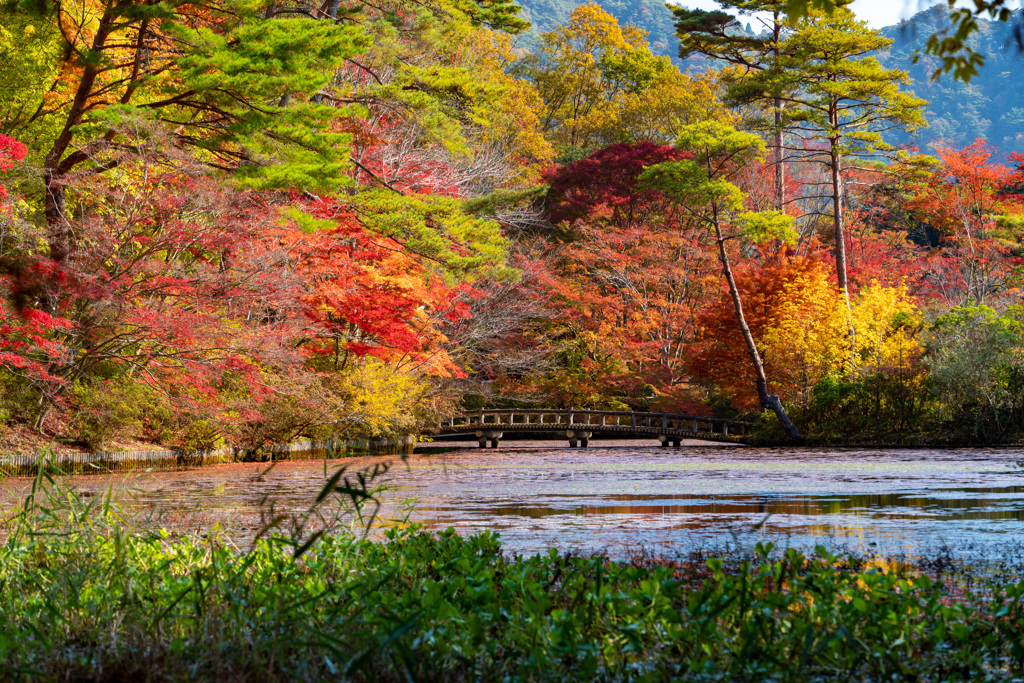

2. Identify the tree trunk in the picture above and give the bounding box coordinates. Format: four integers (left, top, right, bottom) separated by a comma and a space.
713, 220, 801, 443
43, 4, 117, 264
829, 136, 856, 369
830, 139, 848, 296
772, 14, 785, 212
774, 97, 785, 211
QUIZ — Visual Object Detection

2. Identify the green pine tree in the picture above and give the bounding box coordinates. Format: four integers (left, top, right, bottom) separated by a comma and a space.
671, 0, 794, 210
757, 8, 928, 302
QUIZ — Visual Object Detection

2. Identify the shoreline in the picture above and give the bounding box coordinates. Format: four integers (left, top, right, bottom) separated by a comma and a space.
0, 435, 416, 477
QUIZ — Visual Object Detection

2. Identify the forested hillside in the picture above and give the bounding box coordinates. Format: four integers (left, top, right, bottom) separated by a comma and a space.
3, 0, 1024, 452
514, 0, 1024, 155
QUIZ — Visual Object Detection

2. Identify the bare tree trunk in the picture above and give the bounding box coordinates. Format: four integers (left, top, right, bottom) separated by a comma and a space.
712, 216, 801, 443
829, 136, 856, 369
774, 98, 785, 211
830, 139, 848, 296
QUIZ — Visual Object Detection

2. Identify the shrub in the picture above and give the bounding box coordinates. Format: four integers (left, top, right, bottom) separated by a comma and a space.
927, 305, 1024, 440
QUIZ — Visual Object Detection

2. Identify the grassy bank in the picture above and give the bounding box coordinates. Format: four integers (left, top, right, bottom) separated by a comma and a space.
1, 465, 1023, 681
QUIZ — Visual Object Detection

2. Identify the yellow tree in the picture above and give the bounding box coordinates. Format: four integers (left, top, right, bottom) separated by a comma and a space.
516, 3, 670, 157
760, 260, 847, 404
850, 281, 923, 374
603, 69, 732, 146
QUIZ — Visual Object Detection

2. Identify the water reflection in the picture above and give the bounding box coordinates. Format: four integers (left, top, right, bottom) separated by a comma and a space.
2, 440, 1023, 559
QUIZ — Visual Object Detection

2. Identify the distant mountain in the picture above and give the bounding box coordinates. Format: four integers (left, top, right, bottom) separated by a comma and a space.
513, 1, 1024, 157
878, 6, 1024, 157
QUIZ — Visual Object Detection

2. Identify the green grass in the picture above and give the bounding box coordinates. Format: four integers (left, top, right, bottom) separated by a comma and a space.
1, 461, 1023, 681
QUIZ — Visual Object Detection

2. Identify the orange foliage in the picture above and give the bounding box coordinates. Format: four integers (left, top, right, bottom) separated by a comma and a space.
686, 255, 836, 410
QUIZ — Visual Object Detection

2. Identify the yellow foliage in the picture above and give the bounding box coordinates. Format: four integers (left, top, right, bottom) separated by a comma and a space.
451, 29, 554, 181
850, 280, 923, 373
523, 3, 729, 155
761, 262, 848, 403
333, 358, 436, 438
761, 270, 923, 403
604, 69, 734, 145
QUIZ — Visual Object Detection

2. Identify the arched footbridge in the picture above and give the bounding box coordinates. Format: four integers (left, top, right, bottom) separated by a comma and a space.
432, 409, 753, 448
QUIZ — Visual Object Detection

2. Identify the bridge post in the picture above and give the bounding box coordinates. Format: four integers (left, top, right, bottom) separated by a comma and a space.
476, 430, 503, 448
569, 407, 574, 425
723, 422, 729, 436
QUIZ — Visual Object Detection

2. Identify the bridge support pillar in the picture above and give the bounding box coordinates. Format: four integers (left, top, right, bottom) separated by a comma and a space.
658, 435, 668, 447
566, 430, 592, 448
475, 430, 503, 449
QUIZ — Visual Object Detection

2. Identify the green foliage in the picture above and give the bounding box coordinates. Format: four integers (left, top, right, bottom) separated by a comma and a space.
928, 305, 1024, 441
780, 372, 931, 444
70, 379, 140, 451
734, 210, 796, 245
0, 8, 63, 155
0, 371, 41, 426
759, 0, 1015, 83
674, 120, 766, 169
763, 8, 929, 160
639, 121, 764, 214
164, 16, 369, 192
3, 473, 1024, 679
351, 190, 512, 282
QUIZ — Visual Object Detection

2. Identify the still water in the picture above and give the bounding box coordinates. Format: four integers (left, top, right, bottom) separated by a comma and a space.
3, 439, 1024, 560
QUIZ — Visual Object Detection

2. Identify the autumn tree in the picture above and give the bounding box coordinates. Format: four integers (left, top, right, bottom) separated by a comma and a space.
516, 3, 726, 159
0, 0, 373, 270
907, 141, 1024, 307
640, 121, 801, 441
516, 143, 720, 407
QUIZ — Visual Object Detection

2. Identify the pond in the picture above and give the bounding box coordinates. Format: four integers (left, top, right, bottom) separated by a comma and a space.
3, 439, 1024, 561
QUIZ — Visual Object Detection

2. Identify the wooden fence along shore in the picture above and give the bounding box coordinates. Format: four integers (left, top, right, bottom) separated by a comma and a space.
1, 409, 752, 476
0, 435, 417, 477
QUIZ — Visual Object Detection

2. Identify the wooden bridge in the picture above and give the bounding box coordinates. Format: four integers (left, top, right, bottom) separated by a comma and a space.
433, 409, 753, 448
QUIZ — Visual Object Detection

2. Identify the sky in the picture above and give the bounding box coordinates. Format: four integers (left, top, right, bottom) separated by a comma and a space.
675, 0, 1022, 27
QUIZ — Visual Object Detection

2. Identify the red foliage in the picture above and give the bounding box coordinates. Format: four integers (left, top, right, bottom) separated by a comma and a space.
906, 140, 1024, 306
0, 134, 27, 202
686, 255, 828, 410
286, 198, 463, 369
544, 142, 690, 227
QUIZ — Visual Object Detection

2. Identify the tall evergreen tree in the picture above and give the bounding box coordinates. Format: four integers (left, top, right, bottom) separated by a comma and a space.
670, 0, 792, 211
753, 9, 927, 306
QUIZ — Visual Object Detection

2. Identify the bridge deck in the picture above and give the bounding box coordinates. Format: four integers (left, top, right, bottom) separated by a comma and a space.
431, 409, 753, 447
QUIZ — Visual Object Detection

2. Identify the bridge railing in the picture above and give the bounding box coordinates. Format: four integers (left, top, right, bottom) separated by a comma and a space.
438, 409, 754, 436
